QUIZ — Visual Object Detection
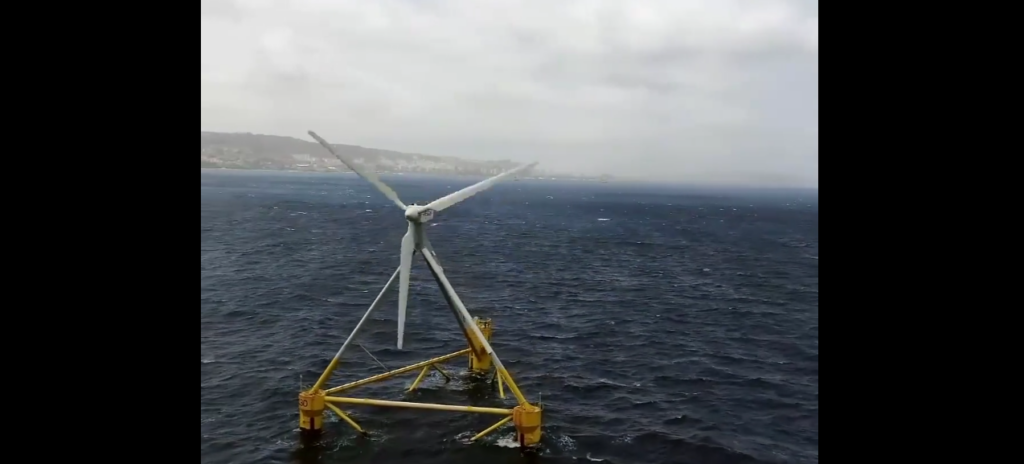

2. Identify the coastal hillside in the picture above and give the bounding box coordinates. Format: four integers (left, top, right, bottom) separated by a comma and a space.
201, 132, 521, 176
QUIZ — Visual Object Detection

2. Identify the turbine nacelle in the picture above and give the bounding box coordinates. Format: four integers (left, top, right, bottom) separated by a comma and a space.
404, 205, 435, 223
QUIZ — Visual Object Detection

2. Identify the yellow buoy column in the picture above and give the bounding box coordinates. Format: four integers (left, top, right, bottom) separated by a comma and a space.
298, 389, 326, 435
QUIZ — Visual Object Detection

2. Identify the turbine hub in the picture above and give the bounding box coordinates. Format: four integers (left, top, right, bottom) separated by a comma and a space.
405, 205, 435, 223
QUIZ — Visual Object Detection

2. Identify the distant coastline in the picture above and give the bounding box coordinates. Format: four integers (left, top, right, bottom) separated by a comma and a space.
200, 166, 610, 183
200, 131, 611, 182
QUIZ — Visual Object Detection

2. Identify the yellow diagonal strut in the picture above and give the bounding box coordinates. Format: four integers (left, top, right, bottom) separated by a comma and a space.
495, 367, 529, 406
471, 415, 513, 441
407, 366, 430, 392
325, 402, 366, 435
325, 396, 512, 415
325, 349, 471, 394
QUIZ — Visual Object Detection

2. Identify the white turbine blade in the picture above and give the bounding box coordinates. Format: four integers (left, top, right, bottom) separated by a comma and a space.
397, 222, 415, 349
423, 162, 538, 213
308, 130, 406, 210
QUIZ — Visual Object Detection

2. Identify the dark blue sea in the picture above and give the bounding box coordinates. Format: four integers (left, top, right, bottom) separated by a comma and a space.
200, 169, 818, 464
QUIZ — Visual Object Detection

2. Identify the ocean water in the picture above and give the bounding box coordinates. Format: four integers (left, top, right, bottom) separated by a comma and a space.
200, 169, 818, 464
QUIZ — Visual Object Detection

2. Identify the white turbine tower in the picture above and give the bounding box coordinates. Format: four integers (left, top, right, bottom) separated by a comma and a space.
308, 131, 537, 350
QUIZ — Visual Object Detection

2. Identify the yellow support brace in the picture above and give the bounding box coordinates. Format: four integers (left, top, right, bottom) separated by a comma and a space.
496, 367, 530, 406
325, 396, 512, 415
325, 402, 367, 435
310, 357, 341, 393
326, 349, 471, 394
407, 366, 430, 392
471, 415, 513, 441
432, 364, 451, 381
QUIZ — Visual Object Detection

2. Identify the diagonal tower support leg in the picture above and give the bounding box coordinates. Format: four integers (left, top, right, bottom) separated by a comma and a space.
300, 267, 401, 436
417, 246, 526, 403
415, 240, 487, 364
418, 242, 544, 447
311, 266, 402, 392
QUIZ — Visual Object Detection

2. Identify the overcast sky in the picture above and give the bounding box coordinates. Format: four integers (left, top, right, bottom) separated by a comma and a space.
201, 0, 818, 187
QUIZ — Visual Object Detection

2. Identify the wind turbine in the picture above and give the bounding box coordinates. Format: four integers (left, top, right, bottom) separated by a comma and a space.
307, 131, 537, 350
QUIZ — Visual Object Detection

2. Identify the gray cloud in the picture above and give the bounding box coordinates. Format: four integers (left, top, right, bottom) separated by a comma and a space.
201, 0, 818, 187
